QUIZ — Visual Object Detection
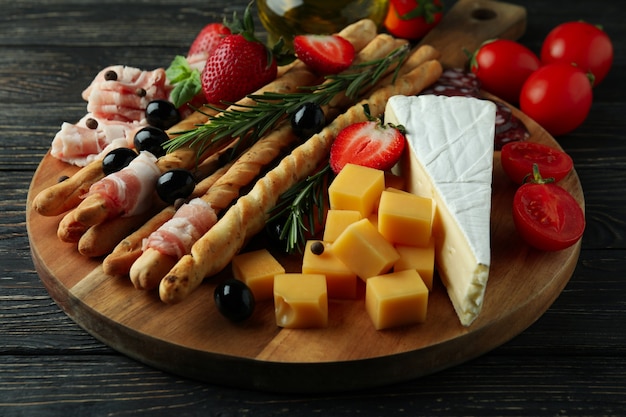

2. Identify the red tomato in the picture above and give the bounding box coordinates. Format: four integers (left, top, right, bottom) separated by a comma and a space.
384, 0, 444, 41
541, 21, 613, 85
501, 142, 573, 184
520, 63, 593, 136
469, 39, 541, 104
513, 179, 585, 251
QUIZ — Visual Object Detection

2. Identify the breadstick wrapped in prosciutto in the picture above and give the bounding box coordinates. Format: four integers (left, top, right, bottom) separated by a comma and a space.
159, 55, 444, 304
72, 151, 161, 227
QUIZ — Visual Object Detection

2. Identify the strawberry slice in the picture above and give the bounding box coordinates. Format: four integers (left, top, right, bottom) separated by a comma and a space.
293, 34, 355, 75
330, 116, 406, 174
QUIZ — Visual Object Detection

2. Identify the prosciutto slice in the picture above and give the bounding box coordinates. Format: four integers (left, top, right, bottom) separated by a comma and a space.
143, 198, 218, 259
82, 65, 171, 122
50, 113, 142, 166
85, 151, 160, 217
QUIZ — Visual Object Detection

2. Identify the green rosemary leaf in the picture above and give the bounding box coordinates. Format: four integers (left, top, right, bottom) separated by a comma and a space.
268, 164, 333, 254
162, 45, 410, 157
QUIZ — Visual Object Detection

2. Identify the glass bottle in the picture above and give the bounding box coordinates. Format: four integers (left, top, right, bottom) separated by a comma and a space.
256, 0, 389, 47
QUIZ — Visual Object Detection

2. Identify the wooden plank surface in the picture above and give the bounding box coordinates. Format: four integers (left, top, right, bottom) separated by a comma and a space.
2, 0, 625, 414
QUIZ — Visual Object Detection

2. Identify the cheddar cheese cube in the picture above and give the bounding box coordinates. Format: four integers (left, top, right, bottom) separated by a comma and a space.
394, 238, 435, 290
365, 269, 429, 330
332, 218, 399, 281
232, 249, 285, 301
273, 273, 328, 328
322, 209, 362, 242
302, 240, 357, 299
377, 190, 433, 247
328, 163, 385, 217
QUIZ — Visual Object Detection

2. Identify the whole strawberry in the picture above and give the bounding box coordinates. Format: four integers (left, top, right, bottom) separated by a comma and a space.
187, 22, 231, 61
201, 7, 277, 104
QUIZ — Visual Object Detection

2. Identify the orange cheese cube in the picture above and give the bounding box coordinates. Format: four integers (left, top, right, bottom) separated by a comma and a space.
232, 249, 285, 301
328, 163, 385, 217
322, 209, 362, 242
273, 273, 328, 328
377, 190, 433, 247
365, 269, 429, 330
302, 240, 358, 299
394, 238, 435, 290
332, 218, 399, 281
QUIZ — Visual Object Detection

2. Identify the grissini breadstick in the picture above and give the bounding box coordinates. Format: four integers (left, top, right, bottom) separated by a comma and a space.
159, 57, 444, 304
57, 209, 89, 243
32, 160, 104, 217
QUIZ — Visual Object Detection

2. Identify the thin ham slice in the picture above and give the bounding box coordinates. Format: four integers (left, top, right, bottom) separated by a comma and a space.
85, 151, 160, 217
143, 198, 217, 259
50, 113, 142, 166
82, 65, 171, 122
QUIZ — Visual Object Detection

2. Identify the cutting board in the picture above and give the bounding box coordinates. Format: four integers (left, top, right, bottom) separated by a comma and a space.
26, 0, 583, 393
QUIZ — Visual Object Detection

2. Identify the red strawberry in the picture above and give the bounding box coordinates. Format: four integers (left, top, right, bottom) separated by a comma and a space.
330, 117, 406, 174
293, 34, 355, 76
201, 34, 277, 104
187, 23, 231, 58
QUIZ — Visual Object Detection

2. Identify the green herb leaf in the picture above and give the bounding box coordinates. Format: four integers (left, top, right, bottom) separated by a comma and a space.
267, 164, 333, 254
165, 55, 202, 108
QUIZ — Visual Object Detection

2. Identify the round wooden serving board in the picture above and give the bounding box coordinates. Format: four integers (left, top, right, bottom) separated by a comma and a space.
26, 0, 583, 393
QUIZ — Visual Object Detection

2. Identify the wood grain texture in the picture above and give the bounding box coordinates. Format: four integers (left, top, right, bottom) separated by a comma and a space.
1, 0, 625, 414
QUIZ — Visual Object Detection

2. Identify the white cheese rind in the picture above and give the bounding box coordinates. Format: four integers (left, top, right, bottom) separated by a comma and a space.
385, 95, 495, 326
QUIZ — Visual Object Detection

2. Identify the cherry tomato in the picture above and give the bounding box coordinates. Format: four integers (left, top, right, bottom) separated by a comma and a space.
541, 21, 613, 85
513, 175, 585, 252
469, 39, 541, 104
520, 63, 593, 137
501, 142, 573, 184
384, 0, 444, 41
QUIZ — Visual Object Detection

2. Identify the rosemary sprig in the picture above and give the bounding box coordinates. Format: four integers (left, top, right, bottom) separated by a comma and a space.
267, 164, 333, 254
164, 44, 410, 157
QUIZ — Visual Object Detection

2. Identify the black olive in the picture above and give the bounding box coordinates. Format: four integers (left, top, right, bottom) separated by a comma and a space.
156, 169, 196, 205
290, 102, 325, 141
133, 126, 169, 157
102, 147, 137, 175
214, 279, 255, 322
145, 99, 181, 130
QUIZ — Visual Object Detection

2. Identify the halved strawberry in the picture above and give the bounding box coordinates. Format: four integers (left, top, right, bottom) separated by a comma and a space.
330, 115, 406, 174
293, 34, 355, 76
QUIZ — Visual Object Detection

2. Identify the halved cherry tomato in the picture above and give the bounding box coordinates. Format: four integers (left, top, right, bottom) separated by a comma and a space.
520, 63, 593, 137
469, 39, 541, 104
501, 141, 573, 184
384, 0, 444, 41
541, 21, 613, 86
512, 167, 584, 251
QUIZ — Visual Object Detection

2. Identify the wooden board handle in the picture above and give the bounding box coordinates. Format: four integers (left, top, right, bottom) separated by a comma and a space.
419, 0, 527, 69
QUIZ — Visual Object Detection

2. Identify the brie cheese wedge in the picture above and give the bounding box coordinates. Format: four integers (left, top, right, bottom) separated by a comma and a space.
385, 95, 496, 326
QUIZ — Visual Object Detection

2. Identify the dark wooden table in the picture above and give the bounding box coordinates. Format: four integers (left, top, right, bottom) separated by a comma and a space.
1, 0, 624, 415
